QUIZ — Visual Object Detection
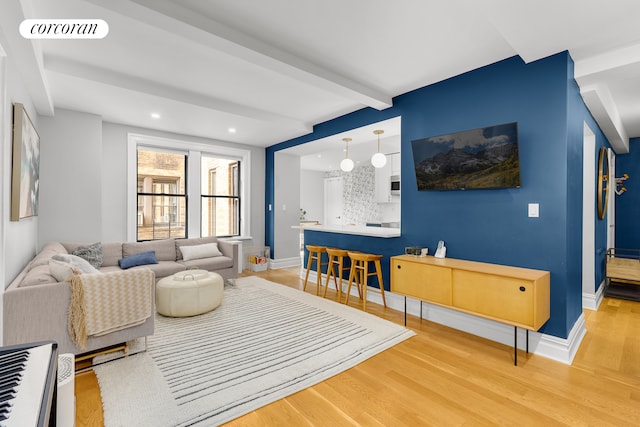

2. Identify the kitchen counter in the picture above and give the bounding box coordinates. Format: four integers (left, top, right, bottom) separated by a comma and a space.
293, 224, 400, 238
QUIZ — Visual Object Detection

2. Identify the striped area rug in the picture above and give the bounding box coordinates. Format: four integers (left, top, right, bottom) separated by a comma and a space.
95, 276, 415, 426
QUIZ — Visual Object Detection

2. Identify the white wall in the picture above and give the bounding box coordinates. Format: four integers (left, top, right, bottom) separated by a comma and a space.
1, 45, 40, 286
101, 123, 132, 241
38, 109, 103, 246
273, 152, 301, 263
300, 169, 324, 222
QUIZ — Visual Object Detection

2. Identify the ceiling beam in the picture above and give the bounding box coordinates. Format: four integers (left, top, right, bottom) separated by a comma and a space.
45, 56, 311, 133
574, 43, 640, 80
580, 84, 629, 154
0, 0, 54, 116
85, 0, 392, 110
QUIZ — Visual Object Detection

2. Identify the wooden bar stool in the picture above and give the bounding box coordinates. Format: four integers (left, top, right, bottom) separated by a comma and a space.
324, 248, 350, 300
303, 245, 328, 295
345, 252, 387, 312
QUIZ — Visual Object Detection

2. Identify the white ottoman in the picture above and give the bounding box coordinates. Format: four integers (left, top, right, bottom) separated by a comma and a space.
156, 270, 224, 317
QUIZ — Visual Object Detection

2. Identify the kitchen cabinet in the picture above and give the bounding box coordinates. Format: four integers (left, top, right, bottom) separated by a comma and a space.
375, 152, 401, 203
374, 161, 391, 203
390, 152, 401, 176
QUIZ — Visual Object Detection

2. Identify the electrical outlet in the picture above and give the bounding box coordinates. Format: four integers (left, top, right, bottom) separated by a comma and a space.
528, 203, 539, 218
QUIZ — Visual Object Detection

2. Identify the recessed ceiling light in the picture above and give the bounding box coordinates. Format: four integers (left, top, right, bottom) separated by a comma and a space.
151, 113, 161, 119
228, 127, 237, 133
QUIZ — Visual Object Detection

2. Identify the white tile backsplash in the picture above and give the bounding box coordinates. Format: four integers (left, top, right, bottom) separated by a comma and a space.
326, 165, 399, 225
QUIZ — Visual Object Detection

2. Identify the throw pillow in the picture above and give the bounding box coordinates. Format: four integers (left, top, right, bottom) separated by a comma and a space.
72, 242, 103, 268
52, 254, 100, 274
49, 259, 83, 282
179, 243, 222, 261
119, 251, 158, 269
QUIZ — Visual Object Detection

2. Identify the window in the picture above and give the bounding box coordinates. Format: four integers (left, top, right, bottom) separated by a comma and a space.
136, 148, 187, 240
201, 155, 240, 237
128, 133, 251, 241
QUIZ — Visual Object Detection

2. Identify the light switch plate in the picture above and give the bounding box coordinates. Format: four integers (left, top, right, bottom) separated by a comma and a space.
528, 203, 539, 218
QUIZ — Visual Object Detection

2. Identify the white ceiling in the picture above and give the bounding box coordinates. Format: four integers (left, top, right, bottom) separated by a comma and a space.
3, 0, 640, 154
289, 116, 401, 172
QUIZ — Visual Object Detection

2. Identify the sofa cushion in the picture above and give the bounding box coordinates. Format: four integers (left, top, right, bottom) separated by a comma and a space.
53, 254, 100, 274
179, 256, 233, 271
71, 242, 103, 268
30, 242, 68, 269
20, 264, 58, 287
175, 236, 218, 261
49, 259, 84, 282
119, 251, 158, 269
179, 243, 222, 261
132, 261, 185, 278
98, 242, 122, 267
123, 239, 176, 261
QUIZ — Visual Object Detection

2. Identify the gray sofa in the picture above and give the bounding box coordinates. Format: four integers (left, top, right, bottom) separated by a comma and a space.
3, 236, 239, 355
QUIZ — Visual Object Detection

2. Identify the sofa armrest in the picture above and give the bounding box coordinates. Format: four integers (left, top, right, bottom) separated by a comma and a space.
3, 268, 156, 352
218, 240, 240, 273
3, 281, 72, 348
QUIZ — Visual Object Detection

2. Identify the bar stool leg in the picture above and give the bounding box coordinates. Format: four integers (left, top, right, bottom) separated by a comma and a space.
303, 251, 314, 291
336, 256, 344, 300
355, 260, 363, 299
323, 254, 334, 298
315, 252, 323, 296
345, 263, 356, 305
323, 256, 340, 299
362, 260, 369, 312
375, 259, 387, 307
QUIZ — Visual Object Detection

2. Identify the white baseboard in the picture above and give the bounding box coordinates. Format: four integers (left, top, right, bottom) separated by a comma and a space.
269, 257, 301, 269
302, 270, 586, 365
582, 279, 605, 311
535, 313, 586, 365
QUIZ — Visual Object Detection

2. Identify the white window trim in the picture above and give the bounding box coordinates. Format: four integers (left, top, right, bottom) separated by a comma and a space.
127, 133, 251, 241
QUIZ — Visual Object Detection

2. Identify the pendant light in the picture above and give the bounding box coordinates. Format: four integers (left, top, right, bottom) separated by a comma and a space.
340, 137, 354, 172
371, 129, 387, 168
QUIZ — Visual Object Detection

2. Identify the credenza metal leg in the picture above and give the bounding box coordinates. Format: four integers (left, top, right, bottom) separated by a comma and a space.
514, 326, 518, 366
404, 296, 407, 326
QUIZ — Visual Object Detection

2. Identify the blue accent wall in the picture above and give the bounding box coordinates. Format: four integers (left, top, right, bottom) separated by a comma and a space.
615, 137, 640, 248
266, 52, 611, 339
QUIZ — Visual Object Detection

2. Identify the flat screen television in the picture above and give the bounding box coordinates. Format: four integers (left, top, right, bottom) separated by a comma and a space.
411, 122, 521, 191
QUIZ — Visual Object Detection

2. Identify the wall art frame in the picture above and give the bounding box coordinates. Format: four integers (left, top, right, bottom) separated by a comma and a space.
11, 102, 40, 221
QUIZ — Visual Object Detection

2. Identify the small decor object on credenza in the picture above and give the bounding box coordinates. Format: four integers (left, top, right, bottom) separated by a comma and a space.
434, 240, 447, 258
11, 103, 40, 221
405, 246, 422, 256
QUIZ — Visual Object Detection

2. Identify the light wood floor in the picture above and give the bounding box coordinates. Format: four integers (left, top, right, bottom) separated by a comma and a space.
75, 268, 640, 426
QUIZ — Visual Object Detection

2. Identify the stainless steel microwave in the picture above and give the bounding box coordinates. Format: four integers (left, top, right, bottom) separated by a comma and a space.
390, 175, 400, 195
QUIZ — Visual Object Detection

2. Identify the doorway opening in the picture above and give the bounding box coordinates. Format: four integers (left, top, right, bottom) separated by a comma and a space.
581, 122, 598, 310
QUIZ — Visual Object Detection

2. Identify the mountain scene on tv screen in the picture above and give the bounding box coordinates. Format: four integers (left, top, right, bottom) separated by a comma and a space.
412, 122, 521, 190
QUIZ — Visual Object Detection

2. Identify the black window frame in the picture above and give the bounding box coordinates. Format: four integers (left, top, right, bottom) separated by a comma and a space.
136, 149, 188, 241
201, 159, 241, 238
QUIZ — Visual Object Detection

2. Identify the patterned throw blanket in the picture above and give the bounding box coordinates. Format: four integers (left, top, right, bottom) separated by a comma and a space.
68, 269, 153, 349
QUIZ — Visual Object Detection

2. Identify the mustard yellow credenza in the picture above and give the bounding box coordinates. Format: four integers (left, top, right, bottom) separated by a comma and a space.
391, 254, 550, 365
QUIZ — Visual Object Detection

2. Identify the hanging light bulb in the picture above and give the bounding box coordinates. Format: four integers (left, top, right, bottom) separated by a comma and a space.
340, 137, 354, 172
371, 129, 387, 168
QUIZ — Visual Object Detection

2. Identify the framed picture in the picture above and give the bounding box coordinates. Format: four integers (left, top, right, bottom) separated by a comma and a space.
11, 103, 40, 221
